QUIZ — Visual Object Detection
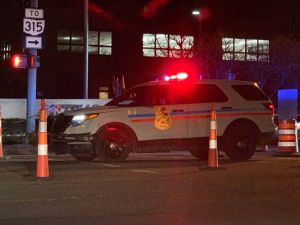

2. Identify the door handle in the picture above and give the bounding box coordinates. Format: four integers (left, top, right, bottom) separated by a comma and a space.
172, 109, 184, 112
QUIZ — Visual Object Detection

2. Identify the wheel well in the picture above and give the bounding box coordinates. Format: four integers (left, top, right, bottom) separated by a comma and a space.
96, 122, 138, 144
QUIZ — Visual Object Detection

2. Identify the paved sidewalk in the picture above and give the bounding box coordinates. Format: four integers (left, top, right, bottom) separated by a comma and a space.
3, 144, 37, 155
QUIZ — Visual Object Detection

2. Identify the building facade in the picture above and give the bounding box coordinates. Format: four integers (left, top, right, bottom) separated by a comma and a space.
0, 0, 299, 101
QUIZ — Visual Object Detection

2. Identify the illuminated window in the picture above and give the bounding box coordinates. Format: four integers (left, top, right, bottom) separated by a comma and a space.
57, 29, 112, 55
222, 37, 269, 62
0, 41, 11, 61
143, 33, 194, 58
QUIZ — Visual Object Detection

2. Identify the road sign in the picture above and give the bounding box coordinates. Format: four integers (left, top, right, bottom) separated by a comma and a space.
25, 8, 44, 19
25, 36, 42, 49
23, 18, 45, 36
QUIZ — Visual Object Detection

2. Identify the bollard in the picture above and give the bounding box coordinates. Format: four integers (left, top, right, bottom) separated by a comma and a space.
36, 99, 49, 178
277, 119, 298, 153
208, 103, 218, 167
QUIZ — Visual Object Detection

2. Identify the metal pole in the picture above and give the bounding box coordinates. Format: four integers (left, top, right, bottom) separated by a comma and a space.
83, 0, 89, 99
26, 0, 38, 135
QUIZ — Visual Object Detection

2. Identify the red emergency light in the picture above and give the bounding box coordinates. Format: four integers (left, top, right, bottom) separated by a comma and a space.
164, 72, 188, 81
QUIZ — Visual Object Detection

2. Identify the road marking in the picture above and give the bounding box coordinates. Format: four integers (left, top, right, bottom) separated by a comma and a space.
100, 163, 121, 168
275, 157, 300, 161
254, 161, 276, 164
131, 169, 157, 174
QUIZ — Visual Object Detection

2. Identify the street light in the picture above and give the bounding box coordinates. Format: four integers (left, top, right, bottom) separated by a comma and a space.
192, 9, 200, 16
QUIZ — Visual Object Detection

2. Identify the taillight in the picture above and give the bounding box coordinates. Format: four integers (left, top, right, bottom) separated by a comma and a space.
263, 102, 274, 115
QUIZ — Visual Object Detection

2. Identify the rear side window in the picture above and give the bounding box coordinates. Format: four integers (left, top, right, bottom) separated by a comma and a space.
186, 84, 228, 104
232, 84, 269, 100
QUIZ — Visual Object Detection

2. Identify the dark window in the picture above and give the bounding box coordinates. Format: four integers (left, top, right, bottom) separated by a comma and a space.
106, 84, 187, 107
106, 86, 153, 106
183, 84, 228, 103
232, 85, 269, 100
106, 83, 228, 106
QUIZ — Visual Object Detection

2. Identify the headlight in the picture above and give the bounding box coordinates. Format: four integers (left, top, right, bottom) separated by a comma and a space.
70, 113, 99, 126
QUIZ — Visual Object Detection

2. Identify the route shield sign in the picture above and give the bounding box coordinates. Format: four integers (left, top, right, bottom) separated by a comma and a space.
23, 18, 45, 36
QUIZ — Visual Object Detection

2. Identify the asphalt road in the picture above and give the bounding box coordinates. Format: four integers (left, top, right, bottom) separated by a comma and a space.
0, 150, 300, 225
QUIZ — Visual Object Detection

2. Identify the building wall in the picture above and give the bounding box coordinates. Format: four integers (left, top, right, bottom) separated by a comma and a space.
0, 0, 299, 99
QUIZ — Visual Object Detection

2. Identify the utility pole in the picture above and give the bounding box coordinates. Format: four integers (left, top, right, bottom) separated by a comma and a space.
26, 0, 38, 135
83, 0, 89, 99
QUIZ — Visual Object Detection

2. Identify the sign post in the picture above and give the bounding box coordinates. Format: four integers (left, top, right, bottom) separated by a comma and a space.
23, 0, 45, 136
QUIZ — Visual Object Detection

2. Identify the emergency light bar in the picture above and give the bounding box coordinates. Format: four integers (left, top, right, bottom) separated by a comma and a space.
164, 72, 188, 81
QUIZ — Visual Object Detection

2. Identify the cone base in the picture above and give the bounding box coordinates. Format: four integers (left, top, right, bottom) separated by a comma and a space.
36, 155, 49, 177
208, 149, 218, 167
277, 147, 297, 153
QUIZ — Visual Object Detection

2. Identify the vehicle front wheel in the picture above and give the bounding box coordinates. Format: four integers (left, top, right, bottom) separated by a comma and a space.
94, 127, 134, 163
70, 146, 97, 162
222, 125, 258, 161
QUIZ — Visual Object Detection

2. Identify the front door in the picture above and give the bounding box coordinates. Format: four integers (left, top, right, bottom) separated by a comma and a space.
126, 84, 188, 142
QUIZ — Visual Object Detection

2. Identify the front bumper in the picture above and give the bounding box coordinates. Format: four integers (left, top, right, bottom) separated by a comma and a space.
49, 133, 94, 154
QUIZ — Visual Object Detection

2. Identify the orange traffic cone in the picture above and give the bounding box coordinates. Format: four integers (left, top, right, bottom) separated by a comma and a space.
36, 99, 49, 178
0, 106, 3, 159
208, 103, 218, 167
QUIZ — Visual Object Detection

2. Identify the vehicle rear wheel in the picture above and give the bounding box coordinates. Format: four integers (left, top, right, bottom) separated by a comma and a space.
70, 146, 97, 162
94, 127, 134, 163
222, 125, 258, 161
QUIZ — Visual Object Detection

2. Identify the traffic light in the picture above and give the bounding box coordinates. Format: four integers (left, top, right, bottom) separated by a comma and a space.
29, 55, 40, 68
11, 54, 40, 69
11, 54, 28, 68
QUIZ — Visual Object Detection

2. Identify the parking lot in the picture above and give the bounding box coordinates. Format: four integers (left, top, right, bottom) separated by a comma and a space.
1, 147, 300, 225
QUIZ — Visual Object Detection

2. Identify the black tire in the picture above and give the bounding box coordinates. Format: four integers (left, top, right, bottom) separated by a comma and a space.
190, 150, 208, 160
94, 126, 134, 163
222, 124, 258, 161
70, 147, 97, 162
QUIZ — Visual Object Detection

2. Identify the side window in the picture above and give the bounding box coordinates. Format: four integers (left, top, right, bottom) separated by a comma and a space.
142, 85, 187, 106
106, 87, 146, 106
121, 86, 164, 106
232, 85, 269, 100
188, 84, 228, 103
144, 85, 171, 106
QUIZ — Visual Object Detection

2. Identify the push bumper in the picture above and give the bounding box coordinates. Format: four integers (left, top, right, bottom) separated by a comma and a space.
49, 133, 94, 154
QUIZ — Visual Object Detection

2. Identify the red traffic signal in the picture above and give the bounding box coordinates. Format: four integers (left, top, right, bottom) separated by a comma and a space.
12, 54, 28, 68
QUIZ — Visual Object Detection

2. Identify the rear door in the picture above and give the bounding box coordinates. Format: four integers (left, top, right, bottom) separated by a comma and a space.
187, 83, 229, 138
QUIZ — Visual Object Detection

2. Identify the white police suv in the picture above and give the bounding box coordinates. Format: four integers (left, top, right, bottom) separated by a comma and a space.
49, 74, 277, 162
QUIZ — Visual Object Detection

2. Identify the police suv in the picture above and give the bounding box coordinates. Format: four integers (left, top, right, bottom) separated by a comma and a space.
49, 74, 277, 162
